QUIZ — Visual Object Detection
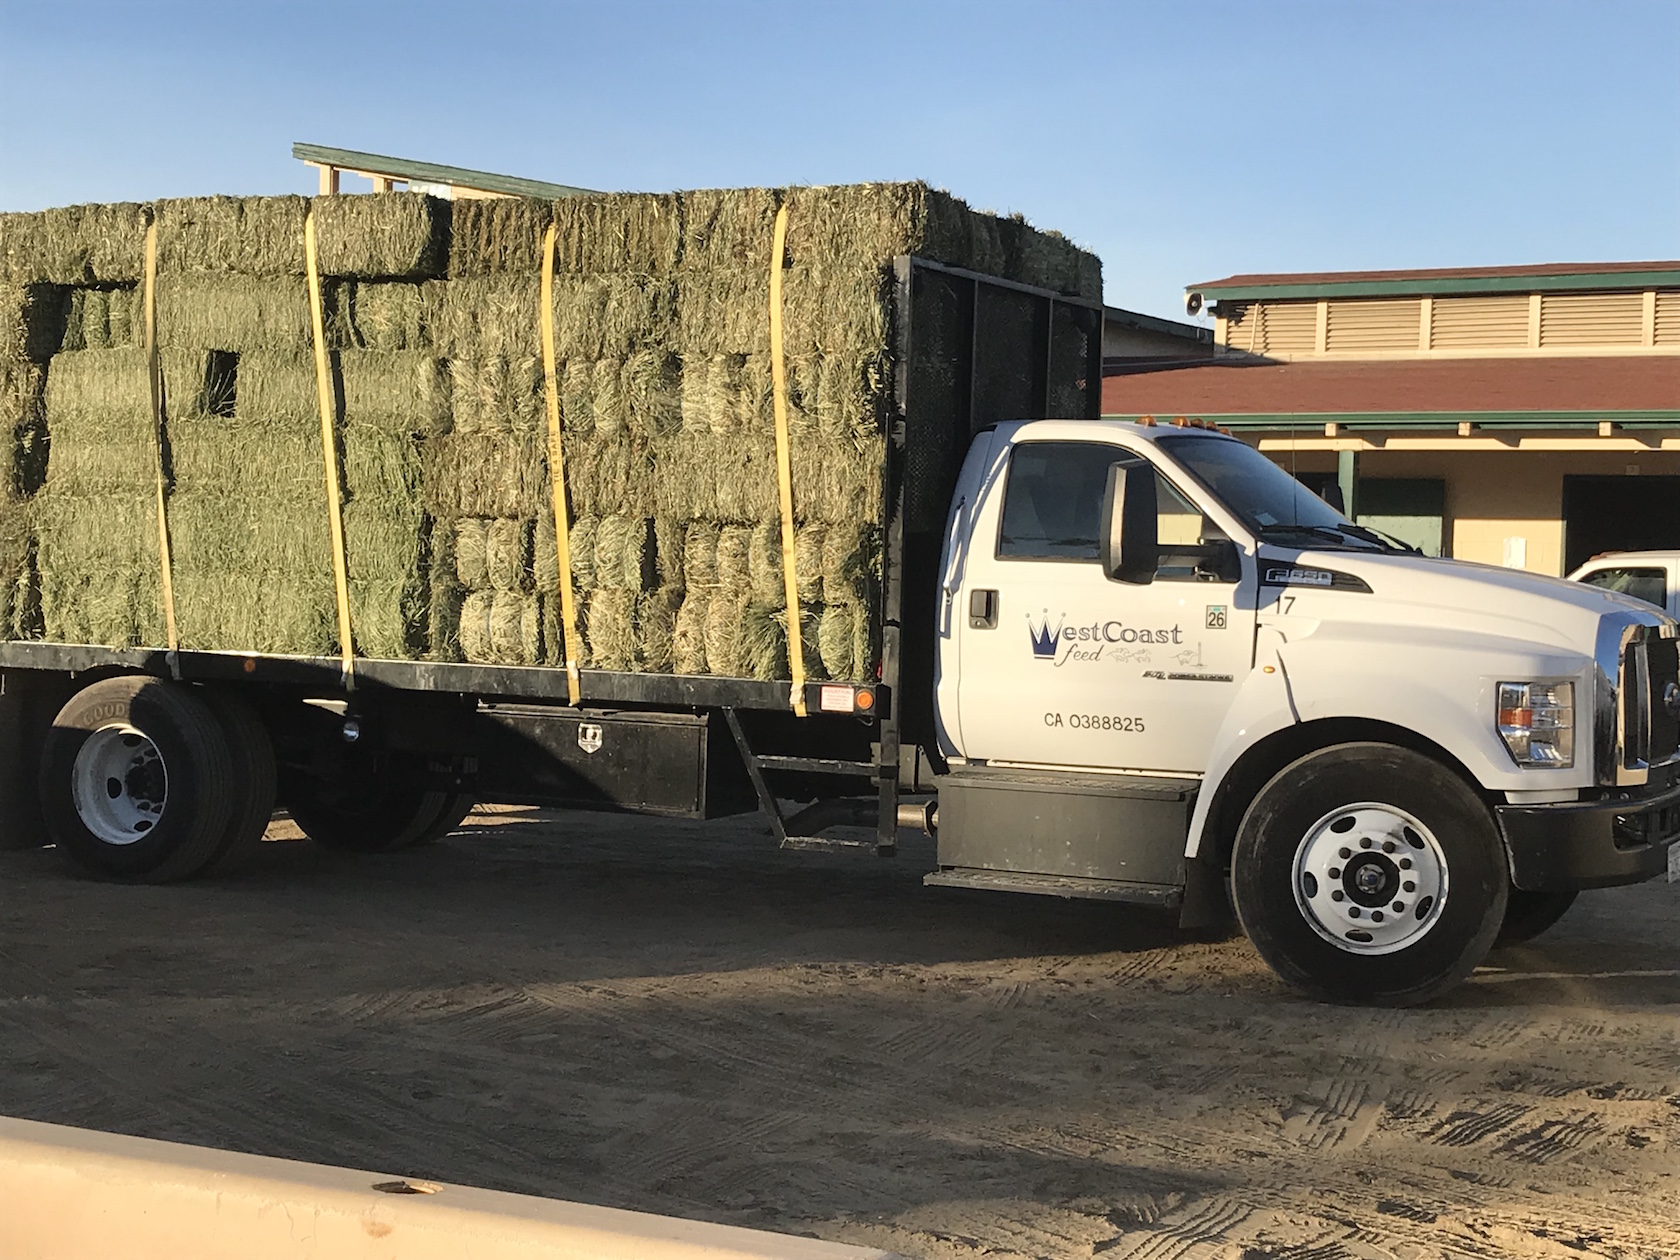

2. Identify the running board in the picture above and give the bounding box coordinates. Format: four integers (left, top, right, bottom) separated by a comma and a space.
924, 867, 1183, 908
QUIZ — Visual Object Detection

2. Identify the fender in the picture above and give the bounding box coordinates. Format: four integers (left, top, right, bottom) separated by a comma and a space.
1185, 625, 1298, 858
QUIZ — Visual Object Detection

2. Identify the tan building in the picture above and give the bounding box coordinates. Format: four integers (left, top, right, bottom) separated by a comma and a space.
1103, 262, 1680, 575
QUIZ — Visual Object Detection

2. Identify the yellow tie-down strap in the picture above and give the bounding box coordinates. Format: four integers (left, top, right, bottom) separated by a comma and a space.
768, 205, 807, 717
540, 221, 585, 707
142, 217, 180, 658
304, 208, 356, 691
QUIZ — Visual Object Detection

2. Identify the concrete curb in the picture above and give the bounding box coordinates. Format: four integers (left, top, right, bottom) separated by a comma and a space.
0, 1116, 900, 1259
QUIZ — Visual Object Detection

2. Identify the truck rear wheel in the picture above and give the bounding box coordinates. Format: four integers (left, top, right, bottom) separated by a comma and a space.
284, 755, 469, 854
1231, 742, 1507, 1006
40, 677, 236, 882
1496, 888, 1577, 945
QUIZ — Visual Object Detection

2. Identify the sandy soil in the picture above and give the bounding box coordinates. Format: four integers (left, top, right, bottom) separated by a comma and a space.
0, 806, 1675, 1259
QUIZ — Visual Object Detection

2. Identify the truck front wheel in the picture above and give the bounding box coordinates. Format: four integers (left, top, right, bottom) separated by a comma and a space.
1231, 742, 1507, 1006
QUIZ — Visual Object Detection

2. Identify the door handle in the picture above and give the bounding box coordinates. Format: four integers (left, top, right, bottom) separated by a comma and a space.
969, 589, 998, 629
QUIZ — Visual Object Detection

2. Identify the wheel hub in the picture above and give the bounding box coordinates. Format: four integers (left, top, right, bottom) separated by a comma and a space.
1292, 802, 1448, 955
71, 725, 169, 846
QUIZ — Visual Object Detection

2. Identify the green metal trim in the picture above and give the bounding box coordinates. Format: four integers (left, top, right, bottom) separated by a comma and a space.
1102, 409, 1680, 432
293, 142, 599, 200
1188, 271, 1680, 303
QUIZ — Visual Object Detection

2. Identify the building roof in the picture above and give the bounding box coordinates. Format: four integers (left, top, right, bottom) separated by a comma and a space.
1103, 305, 1211, 344
1187, 261, 1680, 305
1101, 355, 1680, 429
293, 142, 598, 200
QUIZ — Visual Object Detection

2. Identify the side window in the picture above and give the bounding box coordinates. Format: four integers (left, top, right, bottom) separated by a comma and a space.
1579, 566, 1668, 609
996, 441, 1123, 560
995, 441, 1213, 579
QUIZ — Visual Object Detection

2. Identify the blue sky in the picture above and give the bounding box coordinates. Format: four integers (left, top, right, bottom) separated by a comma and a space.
1, 0, 1675, 320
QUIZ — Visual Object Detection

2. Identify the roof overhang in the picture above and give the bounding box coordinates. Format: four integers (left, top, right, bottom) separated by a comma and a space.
293, 142, 598, 200
1186, 264, 1680, 305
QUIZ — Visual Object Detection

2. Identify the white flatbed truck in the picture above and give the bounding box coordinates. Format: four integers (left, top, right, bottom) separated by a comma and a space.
2, 261, 1675, 1006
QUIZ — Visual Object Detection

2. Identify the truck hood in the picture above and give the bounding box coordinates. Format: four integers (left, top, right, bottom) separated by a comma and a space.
1260, 548, 1672, 658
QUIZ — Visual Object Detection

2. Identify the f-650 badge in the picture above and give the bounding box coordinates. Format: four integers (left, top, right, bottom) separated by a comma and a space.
1264, 567, 1333, 587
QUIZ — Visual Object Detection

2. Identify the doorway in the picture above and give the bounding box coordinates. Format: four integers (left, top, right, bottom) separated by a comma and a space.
1562, 476, 1680, 573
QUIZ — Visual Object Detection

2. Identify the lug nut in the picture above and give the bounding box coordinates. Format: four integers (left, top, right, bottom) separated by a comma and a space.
1371, 911, 1384, 922
1382, 840, 1396, 853
1329, 867, 1341, 879
1399, 858, 1412, 870
1331, 890, 1345, 902
1402, 880, 1415, 893
1348, 907, 1362, 918
341, 718, 362, 744
1392, 901, 1405, 913
1360, 837, 1373, 849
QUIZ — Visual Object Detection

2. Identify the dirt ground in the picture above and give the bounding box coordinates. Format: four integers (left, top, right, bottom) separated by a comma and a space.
0, 806, 1675, 1259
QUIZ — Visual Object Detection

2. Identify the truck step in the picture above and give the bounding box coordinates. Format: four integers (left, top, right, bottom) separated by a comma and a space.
924, 866, 1183, 908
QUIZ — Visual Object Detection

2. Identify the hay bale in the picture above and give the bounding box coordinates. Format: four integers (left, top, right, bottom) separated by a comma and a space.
818, 602, 855, 680
653, 516, 684, 590
489, 590, 529, 663
821, 521, 878, 604
313, 194, 448, 279
33, 490, 163, 647
424, 429, 547, 519
155, 275, 310, 349
591, 358, 626, 438
330, 279, 439, 351
672, 589, 708, 674
746, 519, 782, 605
451, 353, 542, 435
714, 524, 751, 595
637, 587, 681, 672
0, 202, 149, 285
0, 283, 68, 361
678, 187, 779, 273
448, 198, 552, 277
738, 601, 824, 682
1, 359, 48, 497
453, 517, 489, 589
593, 514, 652, 591
702, 591, 748, 676
682, 521, 719, 587
624, 349, 682, 438
586, 587, 636, 670
552, 194, 683, 275
486, 517, 532, 592
534, 511, 595, 591
154, 194, 446, 280
459, 589, 495, 662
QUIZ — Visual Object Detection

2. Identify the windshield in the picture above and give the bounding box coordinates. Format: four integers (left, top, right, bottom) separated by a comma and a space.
1154, 434, 1408, 552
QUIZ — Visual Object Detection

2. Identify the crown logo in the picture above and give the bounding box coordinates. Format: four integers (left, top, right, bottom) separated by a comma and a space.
1027, 612, 1062, 659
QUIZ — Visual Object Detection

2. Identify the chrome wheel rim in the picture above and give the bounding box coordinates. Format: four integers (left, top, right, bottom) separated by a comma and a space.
1292, 802, 1447, 955
70, 724, 168, 846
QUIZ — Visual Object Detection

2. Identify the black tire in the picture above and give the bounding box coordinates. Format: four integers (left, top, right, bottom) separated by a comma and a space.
201, 689, 278, 875
408, 793, 476, 848
284, 754, 460, 854
1231, 742, 1508, 1006
1496, 888, 1578, 945
40, 676, 236, 882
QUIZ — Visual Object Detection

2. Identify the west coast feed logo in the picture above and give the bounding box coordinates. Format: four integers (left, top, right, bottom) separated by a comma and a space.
1028, 611, 1182, 665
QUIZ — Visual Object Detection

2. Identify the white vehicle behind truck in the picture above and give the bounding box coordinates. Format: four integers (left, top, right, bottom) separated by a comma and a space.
1570, 551, 1680, 620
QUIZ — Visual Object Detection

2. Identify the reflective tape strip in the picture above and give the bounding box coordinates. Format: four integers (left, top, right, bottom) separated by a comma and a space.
768, 204, 807, 717
304, 208, 356, 690
541, 221, 584, 706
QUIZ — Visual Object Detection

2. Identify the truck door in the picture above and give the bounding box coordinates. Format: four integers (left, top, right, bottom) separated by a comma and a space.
951, 439, 1255, 774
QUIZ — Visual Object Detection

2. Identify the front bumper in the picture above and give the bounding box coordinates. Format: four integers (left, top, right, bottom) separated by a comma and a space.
1496, 769, 1680, 891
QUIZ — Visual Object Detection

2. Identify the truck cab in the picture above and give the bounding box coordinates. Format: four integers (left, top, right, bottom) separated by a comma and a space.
929, 418, 1680, 1004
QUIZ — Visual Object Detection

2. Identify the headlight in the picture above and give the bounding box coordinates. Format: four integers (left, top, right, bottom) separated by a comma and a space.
1497, 682, 1574, 767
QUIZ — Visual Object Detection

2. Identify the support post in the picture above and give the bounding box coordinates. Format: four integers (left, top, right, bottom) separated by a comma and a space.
1337, 448, 1358, 521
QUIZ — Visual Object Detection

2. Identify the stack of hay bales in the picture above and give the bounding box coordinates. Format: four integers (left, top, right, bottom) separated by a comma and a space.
0, 182, 1097, 684
0, 194, 448, 653
433, 183, 1098, 682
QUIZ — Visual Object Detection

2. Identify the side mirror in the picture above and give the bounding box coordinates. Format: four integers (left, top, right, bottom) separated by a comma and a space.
1321, 482, 1345, 513
1101, 460, 1158, 584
